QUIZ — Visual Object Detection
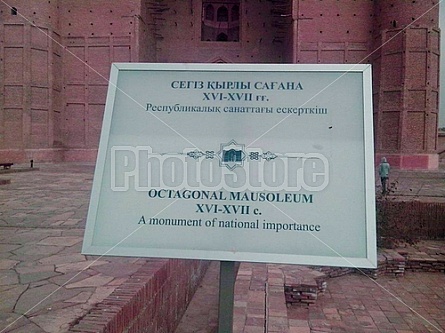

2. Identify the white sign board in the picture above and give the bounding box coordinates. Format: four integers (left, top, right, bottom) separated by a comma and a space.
82, 63, 376, 268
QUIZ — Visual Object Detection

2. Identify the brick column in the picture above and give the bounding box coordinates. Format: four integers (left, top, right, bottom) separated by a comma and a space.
373, 0, 440, 169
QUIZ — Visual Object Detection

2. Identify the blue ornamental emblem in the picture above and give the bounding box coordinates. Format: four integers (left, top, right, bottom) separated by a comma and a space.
218, 140, 246, 170
185, 139, 277, 170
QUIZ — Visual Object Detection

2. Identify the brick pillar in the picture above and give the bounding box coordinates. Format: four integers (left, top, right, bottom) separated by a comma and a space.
373, 0, 440, 169
0, 0, 63, 162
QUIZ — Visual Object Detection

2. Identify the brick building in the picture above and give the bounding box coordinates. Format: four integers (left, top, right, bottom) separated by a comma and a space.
0, 0, 440, 168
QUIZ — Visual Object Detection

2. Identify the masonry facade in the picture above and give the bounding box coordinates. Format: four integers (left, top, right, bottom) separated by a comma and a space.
0, 0, 440, 168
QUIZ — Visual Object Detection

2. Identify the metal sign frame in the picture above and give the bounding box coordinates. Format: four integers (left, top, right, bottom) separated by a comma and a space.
82, 63, 376, 269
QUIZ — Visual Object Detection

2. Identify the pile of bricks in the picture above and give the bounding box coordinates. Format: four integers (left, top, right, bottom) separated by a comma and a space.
397, 242, 445, 273
280, 266, 327, 306
358, 247, 445, 278
379, 250, 406, 276
359, 253, 387, 279
314, 266, 354, 278
404, 257, 445, 272
284, 281, 318, 305
281, 245, 445, 308
375, 247, 445, 276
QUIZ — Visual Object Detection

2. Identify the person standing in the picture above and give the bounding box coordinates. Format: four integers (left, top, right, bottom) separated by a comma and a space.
378, 157, 390, 194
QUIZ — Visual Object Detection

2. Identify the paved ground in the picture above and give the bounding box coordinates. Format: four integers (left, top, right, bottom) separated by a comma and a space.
175, 168, 445, 333
379, 168, 445, 202
0, 163, 152, 333
174, 261, 220, 333
174, 260, 445, 333
288, 271, 445, 333
0, 163, 444, 333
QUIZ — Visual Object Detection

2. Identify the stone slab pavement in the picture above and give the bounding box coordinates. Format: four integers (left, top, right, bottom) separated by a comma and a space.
0, 163, 153, 333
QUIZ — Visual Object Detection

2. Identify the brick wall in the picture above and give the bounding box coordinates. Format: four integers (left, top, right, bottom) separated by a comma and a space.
373, 0, 440, 169
150, 0, 285, 63
69, 259, 210, 333
0, 0, 149, 162
0, 0, 60, 161
0, 0, 441, 168
377, 200, 445, 240
59, 0, 145, 161
292, 0, 374, 64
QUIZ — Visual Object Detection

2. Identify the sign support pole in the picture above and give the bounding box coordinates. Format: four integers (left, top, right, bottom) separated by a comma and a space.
218, 261, 236, 333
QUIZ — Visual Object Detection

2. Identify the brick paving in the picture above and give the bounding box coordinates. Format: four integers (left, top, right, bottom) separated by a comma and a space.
0, 163, 444, 333
176, 259, 445, 333
288, 272, 445, 333
175, 170, 445, 333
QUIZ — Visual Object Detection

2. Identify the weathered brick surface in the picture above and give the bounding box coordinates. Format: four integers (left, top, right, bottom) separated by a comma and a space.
281, 266, 327, 306
377, 200, 445, 240
373, 0, 440, 169
69, 259, 210, 333
233, 263, 290, 333
0, 1, 440, 168
233, 242, 445, 332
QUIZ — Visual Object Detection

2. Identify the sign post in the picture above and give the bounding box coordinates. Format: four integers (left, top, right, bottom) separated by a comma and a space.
218, 261, 236, 333
82, 63, 376, 330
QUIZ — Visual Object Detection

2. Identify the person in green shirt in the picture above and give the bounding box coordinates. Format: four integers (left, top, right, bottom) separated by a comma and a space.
378, 157, 390, 195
